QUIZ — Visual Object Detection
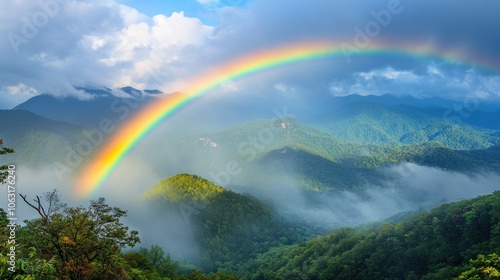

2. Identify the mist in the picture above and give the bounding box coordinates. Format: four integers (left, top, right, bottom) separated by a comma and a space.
234, 163, 500, 228
2, 162, 202, 262
6, 121, 500, 266
100, 155, 202, 261
4, 94, 499, 265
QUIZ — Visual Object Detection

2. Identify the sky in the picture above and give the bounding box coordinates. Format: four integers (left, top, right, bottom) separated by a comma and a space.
1, 0, 500, 109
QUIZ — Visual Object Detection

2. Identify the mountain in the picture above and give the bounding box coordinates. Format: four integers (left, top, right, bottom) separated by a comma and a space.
12, 85, 290, 130
0, 109, 84, 166
5, 91, 500, 193
13, 89, 500, 129
140, 117, 387, 191
140, 117, 500, 193
14, 87, 160, 127
3, 100, 499, 192
241, 191, 500, 279
142, 174, 318, 272
303, 93, 500, 114
142, 173, 226, 203
309, 102, 500, 149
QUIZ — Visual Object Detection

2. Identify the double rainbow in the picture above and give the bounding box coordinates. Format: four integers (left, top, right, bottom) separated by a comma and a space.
75, 40, 496, 197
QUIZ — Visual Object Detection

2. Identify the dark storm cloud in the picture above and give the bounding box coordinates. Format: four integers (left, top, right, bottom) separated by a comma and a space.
223, 0, 500, 62
209, 0, 500, 100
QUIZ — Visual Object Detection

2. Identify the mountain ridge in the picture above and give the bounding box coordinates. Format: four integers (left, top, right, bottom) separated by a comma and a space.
14, 86, 162, 127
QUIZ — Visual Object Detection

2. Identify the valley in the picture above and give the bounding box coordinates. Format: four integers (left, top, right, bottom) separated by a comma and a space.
1, 89, 500, 279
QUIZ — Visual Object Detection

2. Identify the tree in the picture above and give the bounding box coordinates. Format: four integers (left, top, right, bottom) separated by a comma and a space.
457, 253, 500, 280
138, 245, 180, 278
0, 138, 14, 184
20, 189, 140, 279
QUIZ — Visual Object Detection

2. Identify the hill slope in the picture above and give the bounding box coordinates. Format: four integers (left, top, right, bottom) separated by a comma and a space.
312, 102, 500, 149
0, 110, 85, 166
142, 174, 318, 272
143, 117, 500, 193
242, 191, 500, 279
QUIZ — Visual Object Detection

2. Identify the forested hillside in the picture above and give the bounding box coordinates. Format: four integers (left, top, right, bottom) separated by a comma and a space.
312, 102, 500, 150
0, 110, 84, 166
142, 174, 320, 272
241, 191, 500, 279
145, 117, 500, 192
141, 174, 500, 279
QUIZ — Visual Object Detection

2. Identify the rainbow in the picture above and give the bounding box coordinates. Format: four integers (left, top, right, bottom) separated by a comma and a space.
75, 40, 497, 197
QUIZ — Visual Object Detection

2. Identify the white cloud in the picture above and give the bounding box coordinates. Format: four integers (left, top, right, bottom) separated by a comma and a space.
329, 85, 346, 96
0, 1, 215, 103
117, 3, 149, 26
358, 67, 419, 81
0, 83, 38, 108
326, 65, 500, 100
6, 83, 38, 97
99, 11, 214, 89
274, 82, 296, 93
427, 65, 444, 76
2, 0, 500, 107
151, 12, 213, 47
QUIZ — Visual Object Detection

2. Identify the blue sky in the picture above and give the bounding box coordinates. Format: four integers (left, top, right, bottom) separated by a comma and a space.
120, 0, 247, 21
0, 0, 499, 108
121, 0, 199, 17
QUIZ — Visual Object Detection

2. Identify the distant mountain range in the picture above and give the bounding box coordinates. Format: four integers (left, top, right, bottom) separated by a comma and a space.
13, 87, 500, 130
311, 102, 500, 149
0, 109, 84, 166
13, 86, 162, 127
140, 117, 499, 195
2, 88, 499, 190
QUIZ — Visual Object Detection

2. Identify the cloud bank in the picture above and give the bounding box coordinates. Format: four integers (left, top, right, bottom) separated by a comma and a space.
1, 0, 500, 109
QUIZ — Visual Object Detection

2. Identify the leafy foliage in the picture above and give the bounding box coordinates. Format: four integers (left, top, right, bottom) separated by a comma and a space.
17, 190, 140, 279
457, 253, 500, 280
0, 138, 14, 184
1, 189, 241, 279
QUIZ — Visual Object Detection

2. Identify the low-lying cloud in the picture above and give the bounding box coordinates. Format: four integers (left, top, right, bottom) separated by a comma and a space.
263, 163, 500, 228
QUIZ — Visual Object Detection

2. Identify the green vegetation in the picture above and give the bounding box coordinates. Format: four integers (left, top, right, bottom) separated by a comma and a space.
457, 253, 500, 279
143, 174, 319, 273
241, 191, 500, 279
0, 189, 240, 280
315, 103, 499, 150
146, 117, 500, 192
142, 174, 225, 203
0, 110, 85, 168
15, 190, 140, 279
0, 139, 14, 184
1, 144, 499, 279
3, 97, 500, 279
5, 104, 500, 193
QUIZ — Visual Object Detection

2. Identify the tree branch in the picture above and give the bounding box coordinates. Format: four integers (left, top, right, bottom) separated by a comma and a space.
20, 194, 48, 220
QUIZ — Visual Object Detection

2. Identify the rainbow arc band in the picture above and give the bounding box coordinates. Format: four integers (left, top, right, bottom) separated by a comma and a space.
76, 40, 497, 197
